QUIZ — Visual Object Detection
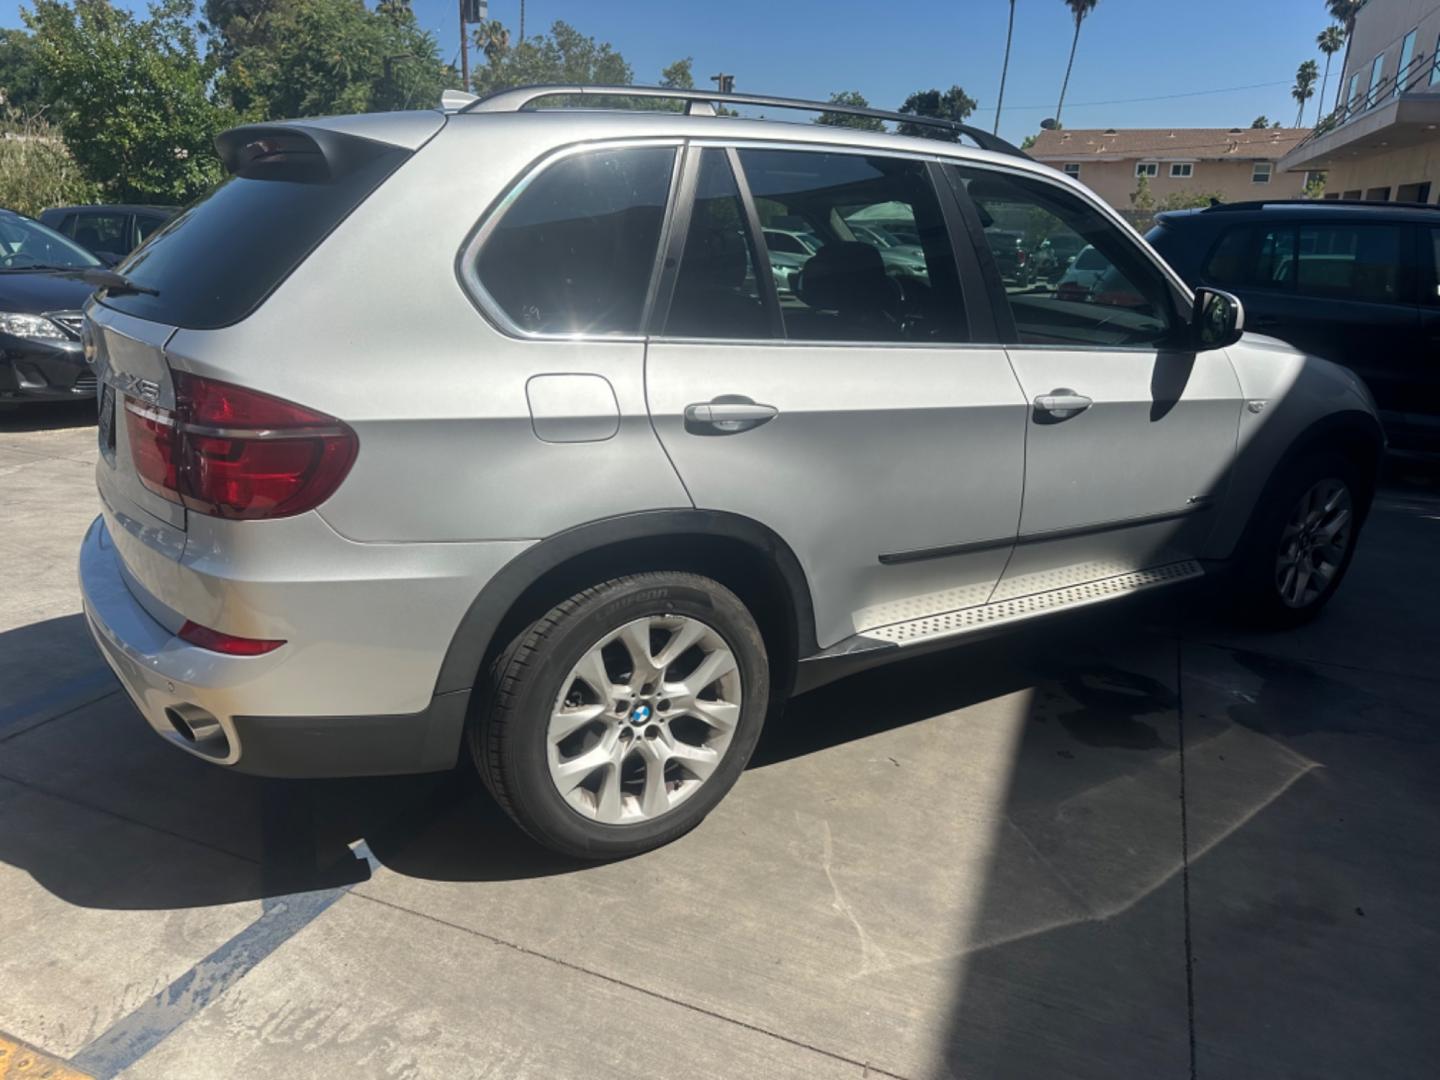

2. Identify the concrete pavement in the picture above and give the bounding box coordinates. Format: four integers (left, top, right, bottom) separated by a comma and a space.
1, 400, 1437, 1078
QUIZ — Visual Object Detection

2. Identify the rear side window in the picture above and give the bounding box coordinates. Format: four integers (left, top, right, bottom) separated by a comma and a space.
102, 147, 409, 329
74, 212, 130, 256
476, 146, 676, 335
1202, 226, 1251, 286
1296, 224, 1403, 303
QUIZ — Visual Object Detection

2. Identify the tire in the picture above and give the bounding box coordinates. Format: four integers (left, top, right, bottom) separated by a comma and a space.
472, 572, 770, 859
1226, 450, 1366, 629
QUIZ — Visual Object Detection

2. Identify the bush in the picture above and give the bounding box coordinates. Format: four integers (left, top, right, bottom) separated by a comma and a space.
0, 109, 99, 216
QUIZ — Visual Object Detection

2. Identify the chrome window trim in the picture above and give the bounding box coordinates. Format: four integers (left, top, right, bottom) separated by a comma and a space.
650, 336, 1010, 351
457, 137, 685, 343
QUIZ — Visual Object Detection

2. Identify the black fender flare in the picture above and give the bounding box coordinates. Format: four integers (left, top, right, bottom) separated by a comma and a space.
432, 509, 819, 696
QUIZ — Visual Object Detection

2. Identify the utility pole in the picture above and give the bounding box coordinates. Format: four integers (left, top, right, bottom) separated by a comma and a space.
710, 73, 735, 94
459, 0, 470, 89
460, 0, 487, 89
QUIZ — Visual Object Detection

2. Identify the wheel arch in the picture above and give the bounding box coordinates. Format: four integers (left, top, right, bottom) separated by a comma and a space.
432, 509, 819, 701
1211, 407, 1384, 560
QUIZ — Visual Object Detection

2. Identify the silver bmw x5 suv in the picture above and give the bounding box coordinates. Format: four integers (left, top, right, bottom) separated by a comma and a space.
79, 86, 1382, 858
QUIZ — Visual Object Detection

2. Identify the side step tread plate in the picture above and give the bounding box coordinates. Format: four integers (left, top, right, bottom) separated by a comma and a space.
860, 560, 1204, 647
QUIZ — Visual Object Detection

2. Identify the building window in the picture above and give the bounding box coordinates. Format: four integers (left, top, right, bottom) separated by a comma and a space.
1397, 30, 1418, 94
1063, 163, 1081, 178
1397, 181, 1432, 203
1342, 189, 1363, 200
1347, 72, 1363, 111
1170, 163, 1194, 178
1366, 53, 1385, 107
1135, 161, 1159, 178
1433, 33, 1440, 85
1364, 186, 1391, 202
1252, 163, 1272, 184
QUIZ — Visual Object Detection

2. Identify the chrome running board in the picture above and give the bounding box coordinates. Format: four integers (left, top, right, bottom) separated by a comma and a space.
856, 560, 1204, 649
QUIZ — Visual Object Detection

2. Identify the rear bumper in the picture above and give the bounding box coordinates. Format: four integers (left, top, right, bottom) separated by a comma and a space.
0, 338, 94, 402
79, 515, 469, 776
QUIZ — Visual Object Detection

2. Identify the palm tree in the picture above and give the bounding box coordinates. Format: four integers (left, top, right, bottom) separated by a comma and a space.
994, 0, 1017, 135
1317, 25, 1345, 119
1055, 0, 1099, 126
1326, 1, 1366, 111
1292, 59, 1319, 128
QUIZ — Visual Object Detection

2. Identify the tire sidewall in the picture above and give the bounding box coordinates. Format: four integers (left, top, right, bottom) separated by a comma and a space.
496, 575, 769, 859
1234, 451, 1364, 627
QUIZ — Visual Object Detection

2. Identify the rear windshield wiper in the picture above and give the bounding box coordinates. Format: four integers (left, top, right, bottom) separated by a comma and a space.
59, 267, 160, 296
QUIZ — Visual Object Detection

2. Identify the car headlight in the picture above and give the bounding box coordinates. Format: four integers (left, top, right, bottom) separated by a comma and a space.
0, 312, 67, 341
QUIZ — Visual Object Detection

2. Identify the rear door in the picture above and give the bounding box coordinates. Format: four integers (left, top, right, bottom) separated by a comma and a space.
951, 163, 1242, 601
646, 144, 1027, 650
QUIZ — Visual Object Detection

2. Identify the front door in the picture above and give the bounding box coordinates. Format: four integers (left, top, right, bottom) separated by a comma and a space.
646, 145, 1028, 649
952, 164, 1243, 600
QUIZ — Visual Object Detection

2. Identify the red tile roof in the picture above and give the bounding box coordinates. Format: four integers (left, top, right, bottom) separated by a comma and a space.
1030, 127, 1311, 162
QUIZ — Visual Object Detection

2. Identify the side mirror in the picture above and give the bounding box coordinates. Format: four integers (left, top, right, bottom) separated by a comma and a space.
1192, 287, 1244, 350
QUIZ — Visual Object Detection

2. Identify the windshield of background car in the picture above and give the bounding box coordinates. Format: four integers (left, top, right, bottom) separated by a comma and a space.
0, 214, 101, 271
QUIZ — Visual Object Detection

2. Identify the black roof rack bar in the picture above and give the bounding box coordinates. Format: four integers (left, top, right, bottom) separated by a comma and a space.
1203, 198, 1440, 212
462, 84, 1030, 159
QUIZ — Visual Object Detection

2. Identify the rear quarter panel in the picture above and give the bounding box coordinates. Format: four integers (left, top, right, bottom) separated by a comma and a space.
161, 115, 692, 543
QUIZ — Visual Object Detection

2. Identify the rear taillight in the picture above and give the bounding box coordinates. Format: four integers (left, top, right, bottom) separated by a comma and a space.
124, 372, 357, 520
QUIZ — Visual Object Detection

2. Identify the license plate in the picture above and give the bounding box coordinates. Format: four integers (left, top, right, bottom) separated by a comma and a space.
98, 383, 116, 454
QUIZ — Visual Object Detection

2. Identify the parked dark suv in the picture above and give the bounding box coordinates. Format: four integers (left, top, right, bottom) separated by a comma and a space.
39, 204, 175, 263
1148, 200, 1440, 459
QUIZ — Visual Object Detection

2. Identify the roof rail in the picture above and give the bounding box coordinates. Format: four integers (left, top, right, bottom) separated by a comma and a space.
461, 84, 1031, 159
1204, 198, 1440, 212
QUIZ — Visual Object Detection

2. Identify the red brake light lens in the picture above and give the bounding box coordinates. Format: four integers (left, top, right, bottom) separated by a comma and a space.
125, 373, 357, 520
178, 620, 286, 656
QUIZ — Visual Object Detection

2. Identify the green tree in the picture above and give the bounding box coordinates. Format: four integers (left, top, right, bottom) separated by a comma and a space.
994, 0, 1016, 135
1055, 0, 1098, 126
1129, 172, 1154, 212
1020, 133, 1038, 150
1325, 1, 1365, 110
0, 108, 99, 214
470, 19, 633, 95
1157, 189, 1224, 211
213, 0, 449, 119
25, 0, 237, 203
1292, 59, 1319, 127
816, 90, 884, 131
0, 30, 44, 111
1317, 24, 1345, 115
897, 86, 977, 140
1304, 171, 1326, 199
659, 56, 694, 89
1251, 115, 1271, 128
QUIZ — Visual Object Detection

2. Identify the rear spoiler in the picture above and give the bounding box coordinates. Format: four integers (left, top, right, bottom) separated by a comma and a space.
214, 124, 406, 182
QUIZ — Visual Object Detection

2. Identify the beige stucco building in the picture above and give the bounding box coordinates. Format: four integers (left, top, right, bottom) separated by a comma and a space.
1279, 0, 1440, 202
1030, 127, 1313, 212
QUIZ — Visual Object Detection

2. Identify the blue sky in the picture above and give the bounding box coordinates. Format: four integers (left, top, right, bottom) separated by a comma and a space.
2, 0, 1344, 141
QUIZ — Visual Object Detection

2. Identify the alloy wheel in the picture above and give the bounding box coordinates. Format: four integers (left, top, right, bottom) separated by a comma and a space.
546, 615, 742, 825
1275, 477, 1353, 609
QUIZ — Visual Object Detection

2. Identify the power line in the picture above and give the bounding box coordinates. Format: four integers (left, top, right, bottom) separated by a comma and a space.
969, 79, 1292, 114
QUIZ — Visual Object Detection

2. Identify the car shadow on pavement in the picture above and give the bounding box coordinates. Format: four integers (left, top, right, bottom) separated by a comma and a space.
0, 592, 1214, 913
0, 399, 96, 432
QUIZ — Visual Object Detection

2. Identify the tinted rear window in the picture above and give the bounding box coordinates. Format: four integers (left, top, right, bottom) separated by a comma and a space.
99, 147, 408, 329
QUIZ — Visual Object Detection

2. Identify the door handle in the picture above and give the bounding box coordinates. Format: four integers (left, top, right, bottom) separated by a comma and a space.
1033, 389, 1093, 421
684, 398, 779, 435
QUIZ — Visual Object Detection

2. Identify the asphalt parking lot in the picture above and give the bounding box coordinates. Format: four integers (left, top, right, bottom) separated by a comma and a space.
2, 401, 1438, 1080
